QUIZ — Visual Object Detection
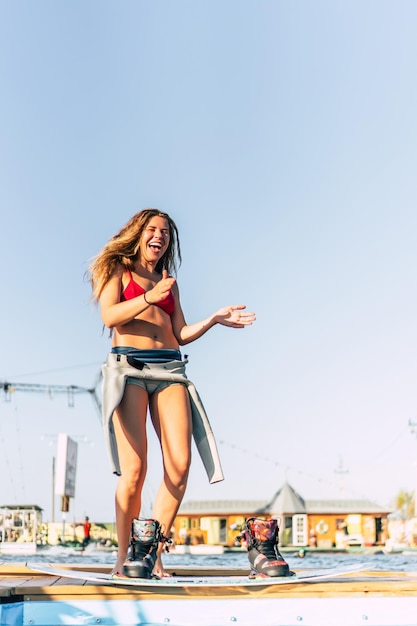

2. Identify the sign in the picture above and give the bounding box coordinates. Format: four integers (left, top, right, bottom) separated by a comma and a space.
55, 433, 78, 498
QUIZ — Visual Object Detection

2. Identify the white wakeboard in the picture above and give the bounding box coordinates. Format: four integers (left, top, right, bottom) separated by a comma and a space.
27, 563, 369, 587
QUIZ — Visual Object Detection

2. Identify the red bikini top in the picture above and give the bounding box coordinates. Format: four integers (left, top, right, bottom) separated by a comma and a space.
120, 269, 175, 316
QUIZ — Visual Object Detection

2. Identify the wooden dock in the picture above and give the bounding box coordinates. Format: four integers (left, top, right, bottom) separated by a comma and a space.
1, 563, 417, 625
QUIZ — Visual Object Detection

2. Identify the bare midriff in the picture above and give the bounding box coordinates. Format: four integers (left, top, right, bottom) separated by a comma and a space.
112, 307, 179, 350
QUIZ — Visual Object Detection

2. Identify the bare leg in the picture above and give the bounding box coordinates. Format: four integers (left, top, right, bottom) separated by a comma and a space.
112, 384, 149, 575
150, 384, 192, 577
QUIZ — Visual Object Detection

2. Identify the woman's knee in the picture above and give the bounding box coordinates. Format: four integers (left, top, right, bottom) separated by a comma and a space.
119, 463, 147, 493
165, 457, 191, 490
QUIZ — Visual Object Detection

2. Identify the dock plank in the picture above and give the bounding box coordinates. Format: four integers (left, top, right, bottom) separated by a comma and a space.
2, 565, 417, 601
2, 564, 417, 626
10, 574, 417, 601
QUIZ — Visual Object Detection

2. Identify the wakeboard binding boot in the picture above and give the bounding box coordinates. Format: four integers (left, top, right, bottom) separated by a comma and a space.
123, 517, 169, 579
238, 517, 293, 578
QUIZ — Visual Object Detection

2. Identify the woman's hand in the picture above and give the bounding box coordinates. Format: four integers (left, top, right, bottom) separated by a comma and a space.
214, 305, 256, 328
145, 270, 176, 304
173, 302, 256, 345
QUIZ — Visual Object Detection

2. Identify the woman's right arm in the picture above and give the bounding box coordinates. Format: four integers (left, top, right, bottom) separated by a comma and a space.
99, 271, 150, 329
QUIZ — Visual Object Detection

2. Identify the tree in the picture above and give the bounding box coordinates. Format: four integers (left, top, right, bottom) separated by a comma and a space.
394, 489, 415, 520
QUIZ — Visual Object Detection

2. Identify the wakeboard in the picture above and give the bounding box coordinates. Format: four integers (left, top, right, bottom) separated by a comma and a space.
27, 563, 369, 587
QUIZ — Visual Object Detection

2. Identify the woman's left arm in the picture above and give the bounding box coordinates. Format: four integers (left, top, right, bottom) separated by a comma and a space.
171, 284, 256, 346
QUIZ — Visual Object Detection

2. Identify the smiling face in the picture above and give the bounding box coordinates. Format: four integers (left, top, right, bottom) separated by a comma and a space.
139, 215, 170, 267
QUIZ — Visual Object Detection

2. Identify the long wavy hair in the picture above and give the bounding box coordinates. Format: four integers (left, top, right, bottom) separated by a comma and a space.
88, 209, 181, 302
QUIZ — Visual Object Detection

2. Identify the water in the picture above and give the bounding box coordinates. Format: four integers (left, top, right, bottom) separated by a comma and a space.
2, 545, 417, 572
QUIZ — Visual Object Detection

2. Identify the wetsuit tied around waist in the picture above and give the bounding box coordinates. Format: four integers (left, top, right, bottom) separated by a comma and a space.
101, 352, 224, 485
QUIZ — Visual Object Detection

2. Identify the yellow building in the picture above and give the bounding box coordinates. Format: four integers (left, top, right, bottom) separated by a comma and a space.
173, 482, 390, 549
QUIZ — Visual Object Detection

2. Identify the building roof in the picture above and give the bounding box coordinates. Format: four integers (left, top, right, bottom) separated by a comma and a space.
179, 483, 391, 516
179, 499, 268, 515
263, 482, 306, 514
0, 504, 43, 512
305, 499, 389, 514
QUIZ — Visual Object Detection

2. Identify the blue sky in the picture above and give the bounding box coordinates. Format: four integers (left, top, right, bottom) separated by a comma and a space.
1, 1, 416, 524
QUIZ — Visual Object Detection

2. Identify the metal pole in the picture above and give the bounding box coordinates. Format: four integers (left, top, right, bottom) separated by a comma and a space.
52, 456, 56, 523
408, 420, 417, 518
334, 455, 349, 500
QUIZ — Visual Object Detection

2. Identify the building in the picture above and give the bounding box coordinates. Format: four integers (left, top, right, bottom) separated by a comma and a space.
173, 482, 390, 548
0, 504, 44, 554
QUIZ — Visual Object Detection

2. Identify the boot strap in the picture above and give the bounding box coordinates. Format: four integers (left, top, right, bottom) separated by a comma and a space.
161, 533, 173, 553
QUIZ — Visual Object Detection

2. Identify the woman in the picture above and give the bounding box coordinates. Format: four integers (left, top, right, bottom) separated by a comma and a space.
89, 209, 255, 578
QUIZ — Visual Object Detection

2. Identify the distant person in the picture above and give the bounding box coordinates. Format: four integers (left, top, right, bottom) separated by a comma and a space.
82, 516, 91, 549
88, 209, 255, 578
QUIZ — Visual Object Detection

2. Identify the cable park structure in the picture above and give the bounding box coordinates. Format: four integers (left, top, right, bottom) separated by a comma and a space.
0, 375, 102, 419
0, 371, 104, 531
